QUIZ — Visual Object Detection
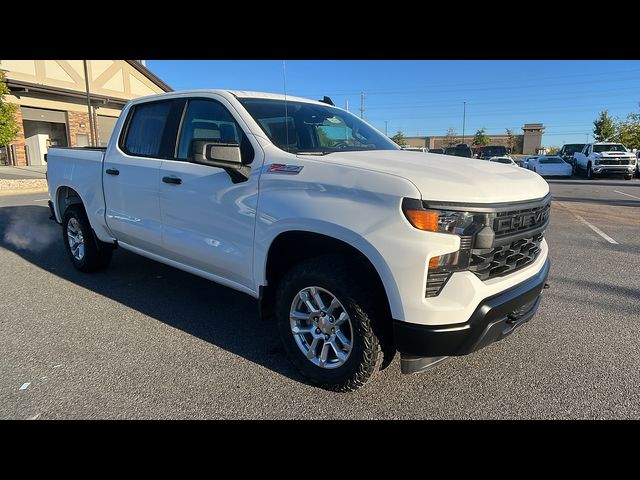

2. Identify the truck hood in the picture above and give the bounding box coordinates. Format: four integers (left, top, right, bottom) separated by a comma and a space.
313, 150, 549, 204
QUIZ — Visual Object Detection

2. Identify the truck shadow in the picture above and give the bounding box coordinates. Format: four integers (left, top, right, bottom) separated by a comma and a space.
0, 204, 310, 386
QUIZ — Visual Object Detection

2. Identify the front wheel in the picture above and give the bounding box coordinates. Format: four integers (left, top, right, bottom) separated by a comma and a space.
62, 204, 113, 272
624, 175, 633, 180
587, 163, 593, 179
275, 255, 390, 392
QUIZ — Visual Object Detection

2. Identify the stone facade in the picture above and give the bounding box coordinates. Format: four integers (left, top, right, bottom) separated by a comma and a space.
8, 108, 26, 166
66, 111, 92, 147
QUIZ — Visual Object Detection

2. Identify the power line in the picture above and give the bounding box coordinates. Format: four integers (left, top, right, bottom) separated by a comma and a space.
292, 69, 640, 97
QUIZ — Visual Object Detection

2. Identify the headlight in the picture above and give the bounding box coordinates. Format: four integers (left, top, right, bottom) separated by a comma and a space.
402, 200, 484, 271
404, 209, 476, 235
594, 159, 600, 165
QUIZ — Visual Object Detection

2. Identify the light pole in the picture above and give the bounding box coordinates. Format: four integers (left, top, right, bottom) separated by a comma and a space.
462, 101, 466, 144
384, 121, 388, 136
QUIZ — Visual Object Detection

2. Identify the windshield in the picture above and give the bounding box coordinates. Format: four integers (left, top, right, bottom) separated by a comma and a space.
238, 98, 399, 154
490, 158, 513, 164
562, 144, 585, 154
593, 144, 627, 153
539, 157, 565, 164
483, 146, 507, 156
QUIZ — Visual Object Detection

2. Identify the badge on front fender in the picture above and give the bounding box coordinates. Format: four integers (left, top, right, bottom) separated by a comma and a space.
266, 164, 304, 174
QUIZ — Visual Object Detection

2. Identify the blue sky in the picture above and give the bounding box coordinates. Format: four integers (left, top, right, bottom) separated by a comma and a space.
147, 60, 640, 146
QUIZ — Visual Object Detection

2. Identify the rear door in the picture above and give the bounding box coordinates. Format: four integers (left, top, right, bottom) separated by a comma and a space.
103, 98, 184, 253
158, 96, 263, 291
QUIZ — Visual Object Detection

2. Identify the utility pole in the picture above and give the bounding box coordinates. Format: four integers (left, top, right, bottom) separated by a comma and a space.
462, 101, 466, 144
345, 98, 349, 112
359, 91, 364, 119
83, 60, 96, 147
384, 121, 388, 136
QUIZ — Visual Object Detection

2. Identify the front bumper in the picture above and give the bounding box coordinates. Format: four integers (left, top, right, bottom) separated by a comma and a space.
393, 258, 550, 358
593, 164, 635, 175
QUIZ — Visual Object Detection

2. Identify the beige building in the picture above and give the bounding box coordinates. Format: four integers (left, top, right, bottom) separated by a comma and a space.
404, 124, 545, 155
0, 60, 171, 166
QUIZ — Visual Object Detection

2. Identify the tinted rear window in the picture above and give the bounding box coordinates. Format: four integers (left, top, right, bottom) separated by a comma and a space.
539, 157, 565, 164
123, 101, 173, 157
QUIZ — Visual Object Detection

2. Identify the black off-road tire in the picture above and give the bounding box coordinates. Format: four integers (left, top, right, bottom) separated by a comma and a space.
62, 204, 113, 272
624, 175, 633, 180
275, 255, 391, 392
587, 163, 593, 179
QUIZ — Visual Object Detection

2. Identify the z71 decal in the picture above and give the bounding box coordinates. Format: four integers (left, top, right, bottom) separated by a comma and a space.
266, 164, 304, 174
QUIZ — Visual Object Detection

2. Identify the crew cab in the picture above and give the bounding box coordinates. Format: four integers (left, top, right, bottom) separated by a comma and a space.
557, 143, 585, 173
574, 142, 636, 180
46, 90, 551, 391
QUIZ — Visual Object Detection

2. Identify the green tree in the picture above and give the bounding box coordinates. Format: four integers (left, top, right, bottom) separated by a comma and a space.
546, 146, 560, 154
0, 71, 20, 146
443, 127, 458, 147
505, 128, 520, 154
391, 130, 408, 147
472, 128, 490, 147
593, 110, 615, 142
613, 112, 640, 150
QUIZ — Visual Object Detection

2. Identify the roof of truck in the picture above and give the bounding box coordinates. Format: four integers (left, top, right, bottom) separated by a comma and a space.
127, 89, 327, 106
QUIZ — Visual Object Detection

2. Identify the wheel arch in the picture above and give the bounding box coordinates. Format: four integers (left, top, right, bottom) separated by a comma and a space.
55, 185, 85, 221
259, 229, 400, 322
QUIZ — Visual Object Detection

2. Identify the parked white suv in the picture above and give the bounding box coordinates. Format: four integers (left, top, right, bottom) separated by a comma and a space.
46, 90, 551, 391
574, 142, 636, 180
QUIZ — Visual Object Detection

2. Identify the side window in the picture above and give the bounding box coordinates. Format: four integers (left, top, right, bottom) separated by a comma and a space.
177, 99, 254, 163
122, 101, 173, 157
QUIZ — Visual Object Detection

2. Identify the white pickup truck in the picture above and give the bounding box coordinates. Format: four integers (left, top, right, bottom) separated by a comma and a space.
46, 90, 551, 391
574, 142, 636, 180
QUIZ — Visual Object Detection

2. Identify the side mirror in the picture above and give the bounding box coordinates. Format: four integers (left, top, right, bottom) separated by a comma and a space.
191, 140, 250, 183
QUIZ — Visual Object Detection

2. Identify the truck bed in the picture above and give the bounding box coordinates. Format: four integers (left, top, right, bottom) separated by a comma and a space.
46, 146, 109, 239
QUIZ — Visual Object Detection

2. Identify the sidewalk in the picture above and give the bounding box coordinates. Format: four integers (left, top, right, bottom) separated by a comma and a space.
0, 165, 47, 180
0, 166, 48, 195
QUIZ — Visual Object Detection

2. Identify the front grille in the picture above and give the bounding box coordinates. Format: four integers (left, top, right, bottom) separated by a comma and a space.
599, 159, 626, 165
469, 233, 543, 281
492, 203, 550, 238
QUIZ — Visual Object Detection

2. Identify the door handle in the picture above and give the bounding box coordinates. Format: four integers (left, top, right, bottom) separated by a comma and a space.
162, 176, 182, 185
105, 168, 119, 176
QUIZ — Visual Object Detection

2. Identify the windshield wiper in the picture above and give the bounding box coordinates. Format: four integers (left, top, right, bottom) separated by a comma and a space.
295, 151, 334, 156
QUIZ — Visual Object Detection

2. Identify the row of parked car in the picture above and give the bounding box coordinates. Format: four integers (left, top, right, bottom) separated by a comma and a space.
522, 142, 639, 179
403, 144, 510, 159
404, 141, 639, 180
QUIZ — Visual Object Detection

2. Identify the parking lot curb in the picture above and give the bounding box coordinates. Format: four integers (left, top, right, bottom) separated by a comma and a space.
0, 187, 49, 196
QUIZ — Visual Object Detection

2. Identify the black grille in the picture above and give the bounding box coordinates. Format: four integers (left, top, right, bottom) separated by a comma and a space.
492, 203, 550, 238
469, 233, 543, 281
598, 159, 627, 165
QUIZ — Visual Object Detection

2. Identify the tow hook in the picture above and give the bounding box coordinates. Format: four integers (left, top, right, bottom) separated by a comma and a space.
543, 283, 550, 289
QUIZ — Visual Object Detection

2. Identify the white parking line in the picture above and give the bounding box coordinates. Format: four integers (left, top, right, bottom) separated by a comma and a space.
555, 201, 619, 245
613, 190, 640, 201
573, 214, 619, 244
33, 198, 49, 202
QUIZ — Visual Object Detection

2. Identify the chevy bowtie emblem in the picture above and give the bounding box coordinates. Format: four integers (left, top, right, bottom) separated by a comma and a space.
267, 164, 304, 174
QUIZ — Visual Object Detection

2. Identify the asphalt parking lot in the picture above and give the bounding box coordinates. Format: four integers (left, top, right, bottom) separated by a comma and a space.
0, 175, 639, 419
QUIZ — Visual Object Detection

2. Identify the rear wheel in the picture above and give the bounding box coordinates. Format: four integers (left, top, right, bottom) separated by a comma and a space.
62, 204, 113, 272
625, 175, 633, 180
275, 255, 390, 392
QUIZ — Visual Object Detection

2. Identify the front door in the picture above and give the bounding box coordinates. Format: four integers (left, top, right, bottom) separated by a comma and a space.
158, 97, 263, 291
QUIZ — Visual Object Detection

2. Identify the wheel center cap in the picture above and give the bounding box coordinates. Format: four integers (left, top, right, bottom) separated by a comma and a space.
318, 315, 332, 334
